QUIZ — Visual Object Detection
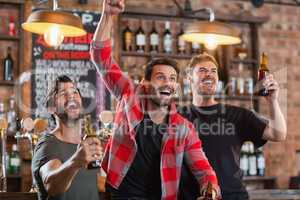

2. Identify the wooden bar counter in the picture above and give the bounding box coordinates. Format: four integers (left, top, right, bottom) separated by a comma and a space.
1, 190, 300, 200
0, 192, 38, 200
249, 190, 300, 200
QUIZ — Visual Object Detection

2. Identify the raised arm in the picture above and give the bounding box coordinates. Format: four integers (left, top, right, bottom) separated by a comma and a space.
90, 0, 134, 100
261, 74, 287, 141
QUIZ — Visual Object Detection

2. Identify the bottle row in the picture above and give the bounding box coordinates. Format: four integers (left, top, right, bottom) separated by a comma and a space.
240, 141, 265, 177
0, 97, 17, 135
122, 20, 203, 55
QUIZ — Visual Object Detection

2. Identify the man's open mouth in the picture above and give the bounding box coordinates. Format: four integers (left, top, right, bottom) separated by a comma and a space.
66, 101, 80, 110
159, 91, 172, 96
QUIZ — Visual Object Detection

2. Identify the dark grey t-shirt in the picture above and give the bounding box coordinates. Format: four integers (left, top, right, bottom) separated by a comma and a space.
32, 134, 101, 200
178, 104, 267, 200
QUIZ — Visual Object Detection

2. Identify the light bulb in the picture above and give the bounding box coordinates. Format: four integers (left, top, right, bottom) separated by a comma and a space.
44, 25, 64, 47
204, 34, 218, 50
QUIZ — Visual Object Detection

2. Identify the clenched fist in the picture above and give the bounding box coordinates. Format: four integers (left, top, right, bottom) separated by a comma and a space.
103, 0, 125, 15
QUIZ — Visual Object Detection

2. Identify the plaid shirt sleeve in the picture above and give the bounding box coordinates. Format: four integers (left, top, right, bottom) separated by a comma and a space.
184, 122, 221, 198
90, 39, 134, 100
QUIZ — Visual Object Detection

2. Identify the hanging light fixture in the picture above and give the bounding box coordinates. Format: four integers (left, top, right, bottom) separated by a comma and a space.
22, 0, 86, 47
181, 8, 241, 50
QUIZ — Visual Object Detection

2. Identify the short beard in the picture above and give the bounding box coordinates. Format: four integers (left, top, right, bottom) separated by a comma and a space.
57, 112, 82, 127
197, 88, 216, 98
148, 86, 173, 107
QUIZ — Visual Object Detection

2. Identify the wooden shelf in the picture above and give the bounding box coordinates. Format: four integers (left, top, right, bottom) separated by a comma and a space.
121, 51, 193, 59
122, 8, 269, 24
178, 94, 259, 103
244, 176, 276, 181
0, 0, 24, 4
0, 192, 38, 200
216, 95, 259, 101
0, 35, 20, 41
0, 80, 15, 86
7, 174, 21, 179
231, 58, 258, 65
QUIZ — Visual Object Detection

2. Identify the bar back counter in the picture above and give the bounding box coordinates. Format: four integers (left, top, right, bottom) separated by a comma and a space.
1, 190, 300, 200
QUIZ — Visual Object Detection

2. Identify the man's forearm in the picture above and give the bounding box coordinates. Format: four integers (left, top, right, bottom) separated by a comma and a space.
41, 158, 81, 196
268, 100, 287, 140
93, 11, 113, 42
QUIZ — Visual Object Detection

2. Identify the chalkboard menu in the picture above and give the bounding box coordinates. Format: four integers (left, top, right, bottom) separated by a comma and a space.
31, 10, 106, 119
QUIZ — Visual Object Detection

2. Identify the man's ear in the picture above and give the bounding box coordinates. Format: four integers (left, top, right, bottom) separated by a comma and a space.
47, 106, 55, 115
140, 79, 150, 89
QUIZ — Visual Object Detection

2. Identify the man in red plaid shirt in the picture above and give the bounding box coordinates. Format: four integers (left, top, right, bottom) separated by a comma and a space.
90, 0, 220, 199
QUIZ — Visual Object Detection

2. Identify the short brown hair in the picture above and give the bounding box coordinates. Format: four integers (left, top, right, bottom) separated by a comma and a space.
144, 57, 179, 81
188, 53, 219, 69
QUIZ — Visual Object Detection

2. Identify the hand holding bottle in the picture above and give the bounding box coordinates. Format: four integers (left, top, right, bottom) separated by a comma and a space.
262, 74, 279, 102
73, 137, 103, 169
197, 182, 218, 200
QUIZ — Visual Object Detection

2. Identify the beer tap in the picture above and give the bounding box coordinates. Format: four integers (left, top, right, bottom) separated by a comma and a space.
96, 111, 114, 193
15, 118, 34, 156
98, 110, 114, 143
83, 115, 101, 169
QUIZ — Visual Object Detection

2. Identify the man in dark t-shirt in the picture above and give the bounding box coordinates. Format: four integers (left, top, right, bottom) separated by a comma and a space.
107, 114, 164, 199
31, 76, 103, 200
178, 53, 287, 200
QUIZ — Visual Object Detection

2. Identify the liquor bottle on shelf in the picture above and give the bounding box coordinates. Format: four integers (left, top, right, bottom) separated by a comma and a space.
228, 77, 237, 96
237, 63, 245, 96
7, 98, 17, 135
163, 21, 172, 54
149, 21, 159, 53
135, 20, 146, 53
8, 144, 20, 175
177, 23, 186, 54
182, 74, 191, 97
240, 142, 249, 176
248, 142, 257, 176
257, 53, 269, 96
3, 47, 13, 81
122, 22, 133, 51
245, 77, 254, 96
0, 102, 6, 120
8, 16, 16, 37
256, 147, 265, 176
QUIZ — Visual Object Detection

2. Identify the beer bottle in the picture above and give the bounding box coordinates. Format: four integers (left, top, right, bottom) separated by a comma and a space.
257, 53, 269, 96
202, 182, 214, 200
83, 115, 101, 169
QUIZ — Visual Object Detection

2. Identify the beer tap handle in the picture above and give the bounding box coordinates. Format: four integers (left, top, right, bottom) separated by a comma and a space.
0, 118, 8, 192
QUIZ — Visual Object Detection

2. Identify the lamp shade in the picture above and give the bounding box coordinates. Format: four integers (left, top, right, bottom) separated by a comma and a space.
181, 21, 241, 45
22, 10, 86, 37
